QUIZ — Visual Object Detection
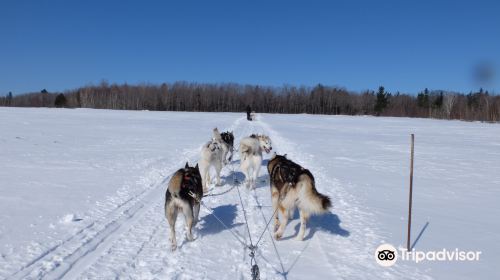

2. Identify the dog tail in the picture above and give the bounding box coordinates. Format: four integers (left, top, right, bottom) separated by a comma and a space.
212, 127, 222, 141
317, 192, 332, 211
239, 143, 250, 160
299, 175, 332, 214
305, 191, 331, 214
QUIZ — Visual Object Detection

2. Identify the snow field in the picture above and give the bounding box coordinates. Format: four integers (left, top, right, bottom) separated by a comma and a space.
1, 108, 499, 279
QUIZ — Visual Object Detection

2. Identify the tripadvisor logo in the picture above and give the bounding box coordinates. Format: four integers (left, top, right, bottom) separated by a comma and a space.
375, 243, 482, 267
375, 244, 398, 267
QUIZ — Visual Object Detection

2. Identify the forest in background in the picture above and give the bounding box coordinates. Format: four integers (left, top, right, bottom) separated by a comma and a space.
1, 82, 499, 122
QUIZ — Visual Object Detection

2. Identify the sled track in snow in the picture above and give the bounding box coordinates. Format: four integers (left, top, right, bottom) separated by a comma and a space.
5, 116, 249, 279
7, 165, 177, 280
6, 116, 247, 279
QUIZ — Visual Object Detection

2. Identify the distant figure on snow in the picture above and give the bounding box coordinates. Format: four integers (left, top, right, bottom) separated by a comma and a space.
246, 105, 252, 121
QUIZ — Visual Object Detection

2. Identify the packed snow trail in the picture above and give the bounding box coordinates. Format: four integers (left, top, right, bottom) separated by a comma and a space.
3, 111, 433, 279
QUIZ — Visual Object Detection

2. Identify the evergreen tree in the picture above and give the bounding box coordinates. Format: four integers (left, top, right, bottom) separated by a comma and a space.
374, 86, 390, 115
54, 93, 68, 108
41, 89, 49, 106
417, 88, 430, 108
6, 92, 13, 106
433, 91, 443, 108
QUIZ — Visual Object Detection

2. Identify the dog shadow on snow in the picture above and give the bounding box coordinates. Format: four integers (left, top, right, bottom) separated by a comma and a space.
221, 170, 269, 189
228, 159, 269, 166
221, 170, 245, 183
305, 211, 350, 239
281, 210, 350, 241
262, 210, 350, 279
198, 204, 245, 236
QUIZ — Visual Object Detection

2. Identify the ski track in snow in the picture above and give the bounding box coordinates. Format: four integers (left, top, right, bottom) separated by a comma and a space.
4, 114, 433, 280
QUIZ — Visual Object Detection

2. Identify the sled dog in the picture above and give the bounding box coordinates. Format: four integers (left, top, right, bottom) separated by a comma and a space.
199, 131, 224, 192
239, 134, 272, 188
212, 128, 233, 165
267, 154, 331, 241
220, 130, 235, 162
165, 162, 203, 251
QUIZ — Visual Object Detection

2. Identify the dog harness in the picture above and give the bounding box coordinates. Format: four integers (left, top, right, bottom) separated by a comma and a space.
181, 173, 199, 190
271, 159, 306, 185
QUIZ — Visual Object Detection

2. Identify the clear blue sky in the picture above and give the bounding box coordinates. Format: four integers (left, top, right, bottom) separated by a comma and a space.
1, 0, 499, 95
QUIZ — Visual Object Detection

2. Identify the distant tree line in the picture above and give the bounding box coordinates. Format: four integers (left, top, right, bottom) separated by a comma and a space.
1, 82, 499, 122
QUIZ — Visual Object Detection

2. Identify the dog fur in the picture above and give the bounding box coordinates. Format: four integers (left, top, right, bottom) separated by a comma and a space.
267, 154, 331, 241
198, 134, 224, 193
220, 130, 235, 163
165, 162, 203, 251
212, 128, 233, 165
239, 134, 272, 188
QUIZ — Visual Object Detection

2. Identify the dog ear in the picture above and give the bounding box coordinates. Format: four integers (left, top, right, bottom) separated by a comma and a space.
195, 163, 199, 170
185, 162, 189, 169
284, 154, 287, 158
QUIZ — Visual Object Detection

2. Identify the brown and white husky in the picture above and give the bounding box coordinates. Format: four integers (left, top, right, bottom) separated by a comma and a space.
164, 162, 203, 251
267, 154, 331, 241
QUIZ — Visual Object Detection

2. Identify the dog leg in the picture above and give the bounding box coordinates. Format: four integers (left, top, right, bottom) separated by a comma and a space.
251, 155, 262, 188
241, 158, 250, 187
296, 209, 309, 241
251, 166, 259, 189
203, 169, 211, 193
166, 205, 178, 251
193, 202, 200, 226
288, 207, 295, 219
215, 161, 222, 186
182, 205, 194, 241
271, 189, 281, 231
222, 147, 229, 165
274, 205, 289, 240
199, 163, 209, 193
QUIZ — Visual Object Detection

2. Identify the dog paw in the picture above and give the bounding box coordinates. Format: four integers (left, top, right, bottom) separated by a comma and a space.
171, 243, 177, 251
274, 232, 282, 240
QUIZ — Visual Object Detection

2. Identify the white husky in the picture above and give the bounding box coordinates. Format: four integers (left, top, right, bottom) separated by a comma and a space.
239, 134, 272, 188
198, 134, 224, 193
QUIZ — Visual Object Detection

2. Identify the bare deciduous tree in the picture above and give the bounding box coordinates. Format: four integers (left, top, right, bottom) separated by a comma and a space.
443, 93, 456, 118
2, 83, 499, 122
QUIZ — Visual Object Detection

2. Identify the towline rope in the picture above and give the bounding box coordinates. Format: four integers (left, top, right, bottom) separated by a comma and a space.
188, 144, 279, 280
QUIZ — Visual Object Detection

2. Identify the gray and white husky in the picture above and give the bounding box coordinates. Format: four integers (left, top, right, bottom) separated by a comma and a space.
165, 162, 203, 251
198, 129, 225, 192
239, 134, 272, 188
267, 154, 331, 241
212, 128, 233, 165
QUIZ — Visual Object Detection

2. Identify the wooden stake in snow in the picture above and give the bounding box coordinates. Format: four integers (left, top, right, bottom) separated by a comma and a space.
407, 134, 415, 251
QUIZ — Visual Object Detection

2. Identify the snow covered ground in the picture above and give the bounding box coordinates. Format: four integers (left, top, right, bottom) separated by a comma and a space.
0, 107, 498, 279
